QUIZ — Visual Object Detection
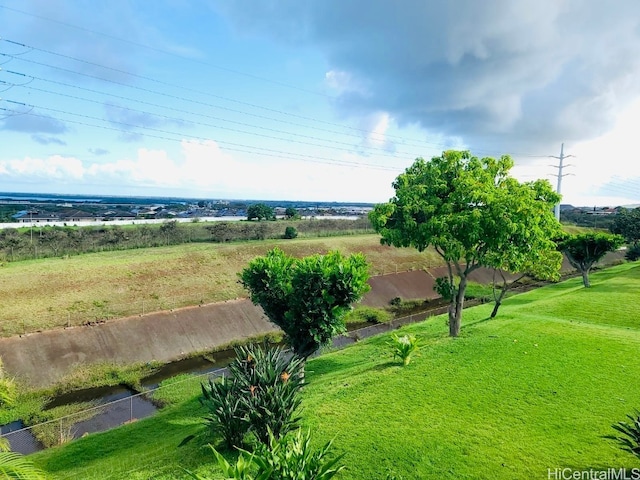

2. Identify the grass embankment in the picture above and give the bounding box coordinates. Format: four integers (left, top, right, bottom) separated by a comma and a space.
0, 235, 438, 336
31, 262, 640, 479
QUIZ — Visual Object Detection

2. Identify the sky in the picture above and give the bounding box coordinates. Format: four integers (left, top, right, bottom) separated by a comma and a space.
0, 0, 639, 206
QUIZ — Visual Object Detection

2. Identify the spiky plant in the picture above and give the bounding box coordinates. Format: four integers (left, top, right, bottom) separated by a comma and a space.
200, 375, 249, 450
186, 429, 345, 480
0, 451, 47, 479
390, 333, 419, 366
610, 409, 640, 460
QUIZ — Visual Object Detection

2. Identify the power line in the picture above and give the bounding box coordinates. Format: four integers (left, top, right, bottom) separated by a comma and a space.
0, 76, 423, 161
0, 51, 449, 152
0, 39, 545, 157
0, 104, 401, 172
0, 5, 333, 99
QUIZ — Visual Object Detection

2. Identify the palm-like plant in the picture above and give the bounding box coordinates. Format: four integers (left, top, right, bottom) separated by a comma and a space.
199, 343, 306, 449
390, 334, 419, 366
186, 429, 345, 480
610, 409, 640, 460
0, 451, 47, 479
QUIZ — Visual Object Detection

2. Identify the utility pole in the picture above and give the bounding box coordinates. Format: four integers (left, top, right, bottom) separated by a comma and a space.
549, 143, 574, 221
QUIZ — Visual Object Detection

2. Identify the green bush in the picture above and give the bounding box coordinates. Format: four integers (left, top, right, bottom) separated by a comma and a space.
390, 333, 419, 366
187, 429, 345, 480
609, 409, 640, 460
284, 226, 298, 239
433, 277, 455, 301
625, 244, 640, 261
200, 344, 305, 449
389, 297, 402, 307
229, 344, 305, 444
201, 375, 249, 450
344, 306, 392, 325
0, 358, 16, 408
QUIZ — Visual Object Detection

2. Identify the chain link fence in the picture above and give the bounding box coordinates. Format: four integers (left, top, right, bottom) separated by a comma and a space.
0, 367, 226, 455
0, 309, 438, 456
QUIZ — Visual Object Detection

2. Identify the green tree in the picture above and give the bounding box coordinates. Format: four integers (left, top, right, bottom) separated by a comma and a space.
284, 207, 300, 220
557, 232, 624, 287
247, 204, 275, 221
370, 150, 562, 337
159, 220, 181, 245
240, 248, 370, 358
484, 179, 563, 317
610, 207, 640, 246
284, 226, 298, 239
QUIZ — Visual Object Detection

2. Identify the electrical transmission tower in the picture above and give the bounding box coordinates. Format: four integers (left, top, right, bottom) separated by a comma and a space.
549, 143, 574, 221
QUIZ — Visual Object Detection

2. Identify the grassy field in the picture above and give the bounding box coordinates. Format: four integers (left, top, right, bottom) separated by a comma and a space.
0, 235, 439, 336
30, 262, 640, 479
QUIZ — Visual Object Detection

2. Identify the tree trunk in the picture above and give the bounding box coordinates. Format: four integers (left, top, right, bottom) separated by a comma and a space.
581, 268, 591, 288
490, 299, 502, 319
448, 276, 467, 337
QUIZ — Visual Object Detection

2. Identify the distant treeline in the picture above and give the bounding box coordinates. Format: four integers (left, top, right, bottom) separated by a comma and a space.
0, 217, 373, 262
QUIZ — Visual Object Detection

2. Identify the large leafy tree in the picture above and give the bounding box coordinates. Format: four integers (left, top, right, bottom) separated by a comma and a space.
557, 232, 625, 287
610, 207, 640, 246
484, 179, 563, 317
247, 203, 275, 221
240, 248, 370, 358
370, 150, 562, 337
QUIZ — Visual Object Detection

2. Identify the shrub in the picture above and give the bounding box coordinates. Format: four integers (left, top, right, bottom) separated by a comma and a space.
200, 343, 305, 449
200, 375, 249, 449
390, 333, 419, 366
389, 297, 402, 307
187, 429, 345, 480
344, 306, 392, 325
229, 344, 305, 444
284, 226, 298, 239
0, 358, 16, 408
434, 277, 455, 301
625, 244, 640, 262
609, 409, 640, 460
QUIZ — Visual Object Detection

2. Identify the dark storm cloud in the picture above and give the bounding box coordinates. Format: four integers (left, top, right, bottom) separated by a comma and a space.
217, 0, 640, 155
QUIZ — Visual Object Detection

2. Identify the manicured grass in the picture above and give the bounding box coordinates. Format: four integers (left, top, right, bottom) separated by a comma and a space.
0, 235, 439, 336
29, 263, 640, 479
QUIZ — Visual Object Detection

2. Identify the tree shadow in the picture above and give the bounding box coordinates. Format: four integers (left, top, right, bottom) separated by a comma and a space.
371, 361, 400, 372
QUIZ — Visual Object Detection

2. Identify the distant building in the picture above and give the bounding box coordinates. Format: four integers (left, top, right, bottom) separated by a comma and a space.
13, 210, 61, 223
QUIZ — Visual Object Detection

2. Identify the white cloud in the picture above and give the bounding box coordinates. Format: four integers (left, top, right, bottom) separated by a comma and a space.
0, 140, 397, 202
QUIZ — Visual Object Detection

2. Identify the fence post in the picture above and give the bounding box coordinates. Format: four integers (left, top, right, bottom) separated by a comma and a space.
130, 396, 133, 422
59, 419, 63, 446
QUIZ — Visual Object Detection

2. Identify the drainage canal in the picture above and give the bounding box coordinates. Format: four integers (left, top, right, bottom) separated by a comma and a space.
1, 310, 435, 455
1, 351, 236, 455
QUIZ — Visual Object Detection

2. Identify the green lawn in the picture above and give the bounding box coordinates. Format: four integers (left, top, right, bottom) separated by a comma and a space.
30, 262, 640, 479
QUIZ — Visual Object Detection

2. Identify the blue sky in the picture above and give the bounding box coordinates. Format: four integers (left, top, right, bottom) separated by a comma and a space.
1, 0, 639, 205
